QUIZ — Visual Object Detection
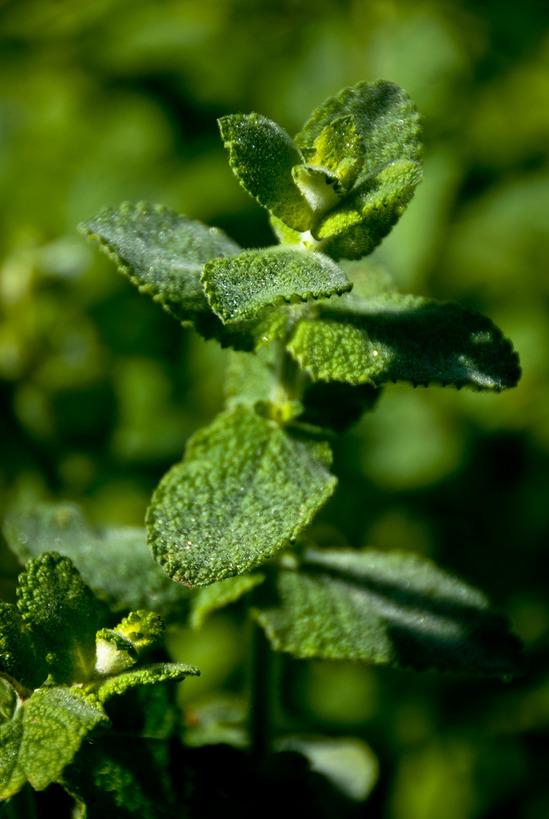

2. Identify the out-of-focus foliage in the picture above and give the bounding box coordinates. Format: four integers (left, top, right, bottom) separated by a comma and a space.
1, 0, 548, 816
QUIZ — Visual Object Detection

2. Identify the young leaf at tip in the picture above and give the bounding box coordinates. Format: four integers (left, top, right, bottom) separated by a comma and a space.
218, 113, 313, 231
147, 406, 336, 587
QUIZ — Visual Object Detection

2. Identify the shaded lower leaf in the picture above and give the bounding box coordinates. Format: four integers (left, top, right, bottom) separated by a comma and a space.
190, 575, 266, 629
147, 407, 336, 587
253, 548, 522, 674
0, 699, 25, 799
3, 503, 187, 615
287, 292, 520, 391
202, 246, 350, 324
81, 202, 238, 331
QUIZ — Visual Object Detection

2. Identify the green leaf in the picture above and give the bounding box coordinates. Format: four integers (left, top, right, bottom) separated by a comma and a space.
299, 115, 364, 191
147, 407, 336, 587
287, 290, 521, 391
295, 80, 421, 183
277, 736, 378, 802
202, 246, 351, 324
16, 553, 105, 683
316, 159, 422, 259
295, 80, 422, 259
20, 687, 108, 791
219, 114, 313, 231
3, 502, 187, 614
80, 202, 239, 339
190, 574, 266, 629
253, 548, 522, 675
95, 663, 199, 703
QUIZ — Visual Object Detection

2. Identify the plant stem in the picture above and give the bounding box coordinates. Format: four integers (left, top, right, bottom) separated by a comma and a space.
249, 621, 277, 760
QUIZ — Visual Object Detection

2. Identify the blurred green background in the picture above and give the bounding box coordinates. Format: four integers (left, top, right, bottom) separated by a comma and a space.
1, 0, 548, 816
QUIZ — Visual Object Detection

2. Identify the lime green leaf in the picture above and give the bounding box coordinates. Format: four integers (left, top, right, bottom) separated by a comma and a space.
80, 202, 239, 337
253, 548, 522, 674
147, 407, 336, 587
219, 114, 312, 231
295, 80, 421, 182
3, 503, 187, 614
295, 80, 422, 259
287, 292, 520, 391
190, 574, 265, 629
95, 611, 165, 675
95, 663, 199, 703
16, 553, 105, 684
277, 736, 378, 802
300, 115, 364, 191
20, 687, 108, 791
202, 246, 351, 324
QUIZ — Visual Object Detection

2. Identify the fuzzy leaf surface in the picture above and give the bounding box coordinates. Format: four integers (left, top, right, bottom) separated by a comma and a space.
253, 548, 522, 674
295, 80, 422, 258
20, 688, 108, 791
147, 407, 336, 586
300, 115, 364, 190
190, 575, 265, 629
287, 289, 520, 391
95, 663, 199, 703
4, 503, 187, 614
81, 202, 240, 339
16, 553, 104, 683
218, 114, 312, 231
202, 246, 350, 324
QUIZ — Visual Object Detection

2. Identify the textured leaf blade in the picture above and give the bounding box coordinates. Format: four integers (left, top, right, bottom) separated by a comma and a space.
300, 114, 364, 190
0, 603, 43, 691
20, 687, 108, 791
317, 159, 422, 259
3, 503, 187, 614
254, 548, 522, 674
190, 574, 265, 629
96, 663, 199, 703
147, 407, 336, 586
295, 80, 421, 181
81, 202, 239, 337
219, 114, 313, 231
202, 246, 351, 324
295, 81, 422, 259
16, 553, 105, 684
287, 292, 521, 391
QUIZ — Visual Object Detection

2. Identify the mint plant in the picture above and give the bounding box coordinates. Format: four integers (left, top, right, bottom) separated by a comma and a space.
1, 80, 522, 814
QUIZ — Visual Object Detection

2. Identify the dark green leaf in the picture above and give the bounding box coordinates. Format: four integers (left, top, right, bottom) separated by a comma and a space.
147, 407, 336, 586
202, 246, 350, 324
3, 502, 187, 614
253, 548, 522, 674
0, 604, 43, 691
218, 114, 313, 231
16, 553, 105, 683
287, 290, 521, 391
81, 202, 239, 340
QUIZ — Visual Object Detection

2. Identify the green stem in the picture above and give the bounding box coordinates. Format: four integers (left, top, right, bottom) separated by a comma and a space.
248, 621, 277, 759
